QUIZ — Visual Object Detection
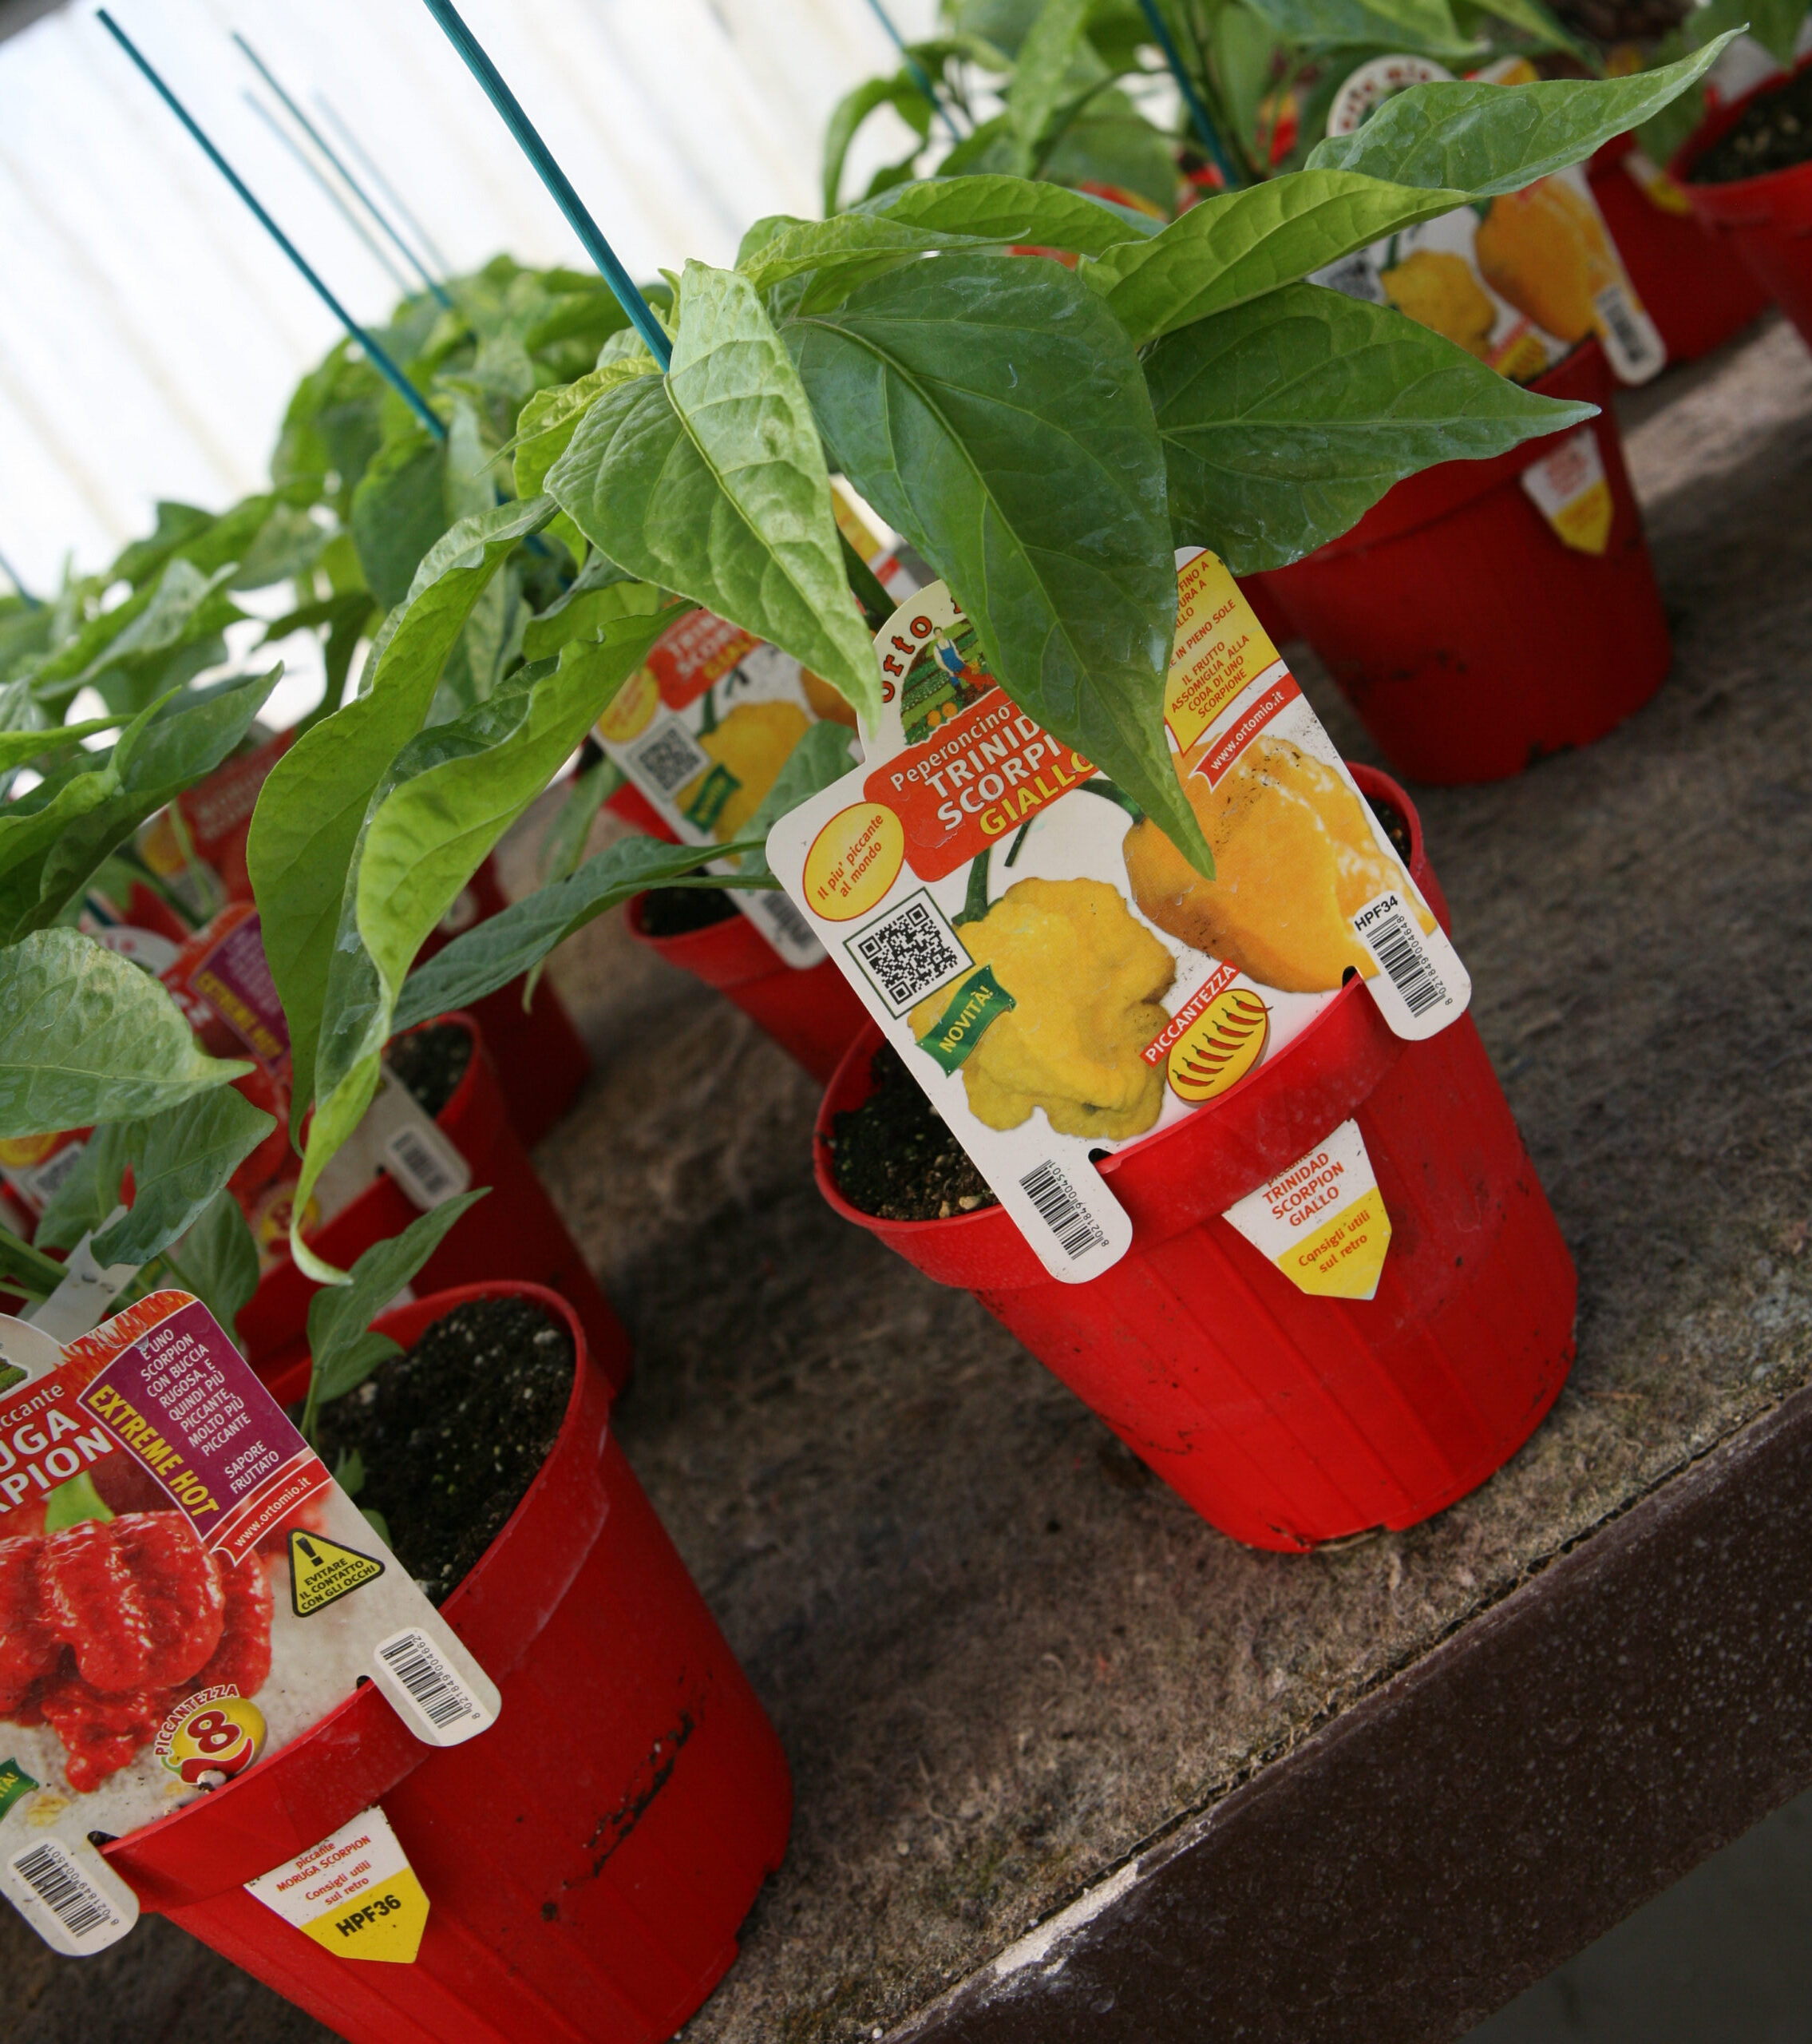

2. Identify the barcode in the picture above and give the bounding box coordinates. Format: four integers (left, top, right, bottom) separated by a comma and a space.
762, 893, 815, 952
1367, 910, 1446, 1017
1018, 1161, 1107, 1261
385, 1127, 459, 1205
11, 1843, 114, 1940
376, 1630, 484, 1732
849, 893, 967, 1013
1593, 284, 1660, 372
627, 719, 711, 797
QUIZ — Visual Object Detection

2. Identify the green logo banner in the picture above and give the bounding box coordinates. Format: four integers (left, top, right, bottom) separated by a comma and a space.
920, 965, 1015, 1073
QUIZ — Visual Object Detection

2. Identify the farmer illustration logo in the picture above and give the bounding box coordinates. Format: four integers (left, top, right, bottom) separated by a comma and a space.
900, 620, 991, 744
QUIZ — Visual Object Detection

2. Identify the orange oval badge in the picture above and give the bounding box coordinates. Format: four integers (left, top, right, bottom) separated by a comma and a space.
802, 802, 904, 921
1167, 987, 1269, 1103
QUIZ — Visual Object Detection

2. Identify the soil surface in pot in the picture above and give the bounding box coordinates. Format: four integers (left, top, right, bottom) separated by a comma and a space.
832, 1043, 998, 1223
384, 1021, 472, 1119
317, 1297, 573, 1604
640, 885, 740, 937
1689, 63, 1812, 183
1364, 791, 1414, 865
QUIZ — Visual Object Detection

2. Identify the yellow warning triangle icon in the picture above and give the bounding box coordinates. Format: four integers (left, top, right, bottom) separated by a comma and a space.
288, 1530, 385, 1617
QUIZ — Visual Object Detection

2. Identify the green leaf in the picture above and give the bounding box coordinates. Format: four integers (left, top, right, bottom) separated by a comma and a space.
32, 560, 243, 715
740, 721, 860, 885
166, 1187, 260, 1337
512, 358, 657, 505
548, 262, 883, 724
540, 753, 620, 885
1041, 85, 1183, 213
0, 1223, 65, 1301
392, 832, 764, 1032
1304, 34, 1739, 194
44, 1472, 114, 1531
1147, 281, 1596, 572
1468, 0, 1602, 68
783, 252, 1209, 873
823, 73, 933, 215
247, 495, 556, 1143
291, 617, 671, 1276
1244, 0, 1483, 55
12, 668, 280, 939
0, 930, 249, 1139
1007, 0, 1095, 173
91, 1088, 277, 1267
301, 1190, 487, 1433
110, 501, 216, 588
739, 214, 1012, 300
0, 715, 120, 773
1082, 170, 1470, 343
313, 1329, 404, 1408
351, 432, 449, 611
861, 173, 1163, 252
33, 1123, 129, 1254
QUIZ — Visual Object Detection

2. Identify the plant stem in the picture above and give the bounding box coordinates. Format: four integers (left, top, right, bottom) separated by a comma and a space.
959, 847, 994, 926
840, 533, 893, 633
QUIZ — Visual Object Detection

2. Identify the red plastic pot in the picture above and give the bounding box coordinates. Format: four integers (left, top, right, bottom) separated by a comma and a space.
814, 771, 1573, 1551
626, 893, 869, 1087
1674, 57, 1812, 352
240, 1014, 628, 1405
1588, 132, 1770, 362
105, 1281, 793, 2044
1256, 339, 1671, 785
422, 857, 591, 1149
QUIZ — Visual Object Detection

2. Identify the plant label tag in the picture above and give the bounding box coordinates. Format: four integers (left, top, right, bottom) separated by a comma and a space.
0, 1314, 64, 1388
1, 1833, 138, 1956
26, 1214, 138, 1345
1520, 428, 1612, 555
1223, 1121, 1391, 1299
767, 552, 1468, 1283
313, 1070, 471, 1222
0, 1293, 500, 1955
245, 1804, 429, 1964
1620, 145, 1692, 217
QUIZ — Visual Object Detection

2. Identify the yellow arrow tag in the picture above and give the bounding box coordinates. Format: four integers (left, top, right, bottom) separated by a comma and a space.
246, 1806, 428, 1966
288, 1530, 385, 1617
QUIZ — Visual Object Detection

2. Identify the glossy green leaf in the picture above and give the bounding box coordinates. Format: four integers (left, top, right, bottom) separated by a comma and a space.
538, 753, 620, 885
739, 214, 1011, 299
861, 173, 1162, 252
351, 432, 448, 610
1007, 0, 1094, 172
1244, 0, 1483, 54
247, 495, 555, 1143
166, 1187, 260, 1337
823, 73, 933, 215
0, 930, 249, 1139
1468, 0, 1602, 67
313, 1329, 403, 1409
392, 832, 764, 1032
1042, 86, 1184, 212
1082, 170, 1470, 343
1148, 281, 1596, 572
301, 1190, 487, 1433
548, 262, 882, 723
291, 614, 671, 1277
92, 1087, 277, 1267
512, 358, 657, 505
517, 553, 639, 662
32, 1123, 129, 1253
14, 668, 279, 939
742, 720, 860, 885
1305, 34, 1737, 193
32, 560, 243, 715
783, 252, 1209, 872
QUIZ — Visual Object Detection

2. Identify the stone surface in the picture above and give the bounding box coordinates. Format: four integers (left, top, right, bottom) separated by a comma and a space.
6, 311, 1810, 2044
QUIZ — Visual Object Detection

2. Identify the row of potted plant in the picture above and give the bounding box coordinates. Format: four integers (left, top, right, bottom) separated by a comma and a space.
0, 17, 1751, 2039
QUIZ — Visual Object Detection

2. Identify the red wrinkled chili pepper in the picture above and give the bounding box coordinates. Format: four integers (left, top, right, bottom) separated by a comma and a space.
0, 1511, 271, 1791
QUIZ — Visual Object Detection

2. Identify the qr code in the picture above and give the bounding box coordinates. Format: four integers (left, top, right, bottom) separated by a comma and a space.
627, 718, 711, 798
849, 893, 967, 1015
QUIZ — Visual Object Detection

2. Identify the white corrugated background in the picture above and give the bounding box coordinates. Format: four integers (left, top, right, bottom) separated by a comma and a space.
0, 0, 940, 592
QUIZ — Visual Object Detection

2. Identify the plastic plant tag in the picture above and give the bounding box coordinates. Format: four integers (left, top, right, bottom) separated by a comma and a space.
245, 1803, 428, 1964
767, 550, 1470, 1283
594, 493, 920, 970
313, 1069, 472, 1218
1314, 55, 1665, 388
1620, 146, 1692, 219
1222, 1120, 1392, 1300
26, 1222, 137, 1344
0, 1289, 500, 1955
1520, 428, 1613, 555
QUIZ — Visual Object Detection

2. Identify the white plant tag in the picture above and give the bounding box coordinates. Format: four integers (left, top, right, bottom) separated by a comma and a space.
1590, 281, 1666, 385
245, 1804, 428, 1964
372, 1629, 495, 1745
1350, 890, 1470, 1038
1223, 1121, 1391, 1300
1520, 427, 1613, 556
27, 1215, 138, 1344
1, 1836, 138, 1957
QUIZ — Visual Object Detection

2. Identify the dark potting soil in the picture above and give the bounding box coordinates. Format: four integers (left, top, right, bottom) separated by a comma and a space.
317, 1297, 573, 1605
832, 1043, 999, 1223
1689, 62, 1812, 184
384, 1022, 472, 1119
640, 885, 739, 937
1364, 791, 1414, 866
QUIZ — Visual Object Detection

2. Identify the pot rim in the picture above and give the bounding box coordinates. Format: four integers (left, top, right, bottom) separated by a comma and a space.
1672, 50, 1812, 199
